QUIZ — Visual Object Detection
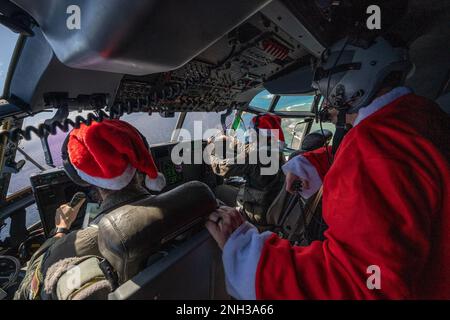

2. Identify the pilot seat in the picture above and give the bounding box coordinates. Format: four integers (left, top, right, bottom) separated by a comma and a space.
265, 129, 333, 244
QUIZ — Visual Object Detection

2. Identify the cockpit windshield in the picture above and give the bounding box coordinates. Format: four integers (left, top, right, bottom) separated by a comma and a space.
0, 25, 19, 96
274, 95, 315, 112
249, 90, 275, 111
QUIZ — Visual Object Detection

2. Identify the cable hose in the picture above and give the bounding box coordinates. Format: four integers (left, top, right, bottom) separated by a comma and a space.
0, 95, 168, 142
1, 96, 180, 142
3, 110, 108, 142
1, 99, 244, 143
0, 88, 165, 141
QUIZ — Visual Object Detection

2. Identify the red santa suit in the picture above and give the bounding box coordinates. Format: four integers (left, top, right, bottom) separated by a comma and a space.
222, 87, 450, 299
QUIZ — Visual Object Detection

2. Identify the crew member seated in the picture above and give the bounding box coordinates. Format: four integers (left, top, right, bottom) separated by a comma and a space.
15, 119, 171, 299
207, 114, 285, 227
206, 36, 450, 300
288, 128, 333, 159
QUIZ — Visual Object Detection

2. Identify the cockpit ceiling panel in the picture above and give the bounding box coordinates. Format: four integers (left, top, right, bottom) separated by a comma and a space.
12, 0, 272, 75
111, 13, 310, 113
7, 28, 123, 113
4, 2, 312, 115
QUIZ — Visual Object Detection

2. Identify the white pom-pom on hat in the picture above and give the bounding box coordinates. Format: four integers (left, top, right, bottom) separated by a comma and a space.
145, 172, 167, 192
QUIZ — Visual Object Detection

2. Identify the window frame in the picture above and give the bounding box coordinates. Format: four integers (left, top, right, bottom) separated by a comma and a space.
234, 90, 327, 149
247, 90, 317, 118
247, 90, 278, 112
271, 93, 315, 113
1, 31, 23, 99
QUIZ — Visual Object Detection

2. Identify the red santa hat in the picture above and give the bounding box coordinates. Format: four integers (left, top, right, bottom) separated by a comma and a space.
67, 119, 166, 191
251, 114, 285, 143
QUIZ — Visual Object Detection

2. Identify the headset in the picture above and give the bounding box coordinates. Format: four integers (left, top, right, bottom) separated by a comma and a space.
61, 125, 151, 187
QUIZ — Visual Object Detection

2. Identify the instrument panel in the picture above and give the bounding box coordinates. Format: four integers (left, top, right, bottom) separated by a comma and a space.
111, 12, 308, 114
150, 141, 218, 192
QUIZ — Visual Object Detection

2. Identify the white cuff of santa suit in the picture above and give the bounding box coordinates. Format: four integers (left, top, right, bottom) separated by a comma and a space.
222, 222, 273, 300
282, 155, 322, 199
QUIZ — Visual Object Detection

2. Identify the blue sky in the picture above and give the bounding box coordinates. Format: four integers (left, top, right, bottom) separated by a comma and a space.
249, 89, 314, 112
0, 25, 19, 94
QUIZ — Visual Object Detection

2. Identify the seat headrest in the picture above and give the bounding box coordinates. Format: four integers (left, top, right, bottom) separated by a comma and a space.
97, 181, 217, 283
301, 129, 333, 152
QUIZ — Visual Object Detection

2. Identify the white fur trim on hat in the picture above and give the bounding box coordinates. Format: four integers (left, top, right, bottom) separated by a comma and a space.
75, 164, 136, 191
145, 172, 167, 192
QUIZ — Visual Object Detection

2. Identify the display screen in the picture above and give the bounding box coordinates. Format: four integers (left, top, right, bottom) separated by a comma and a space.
159, 159, 184, 185
30, 168, 99, 236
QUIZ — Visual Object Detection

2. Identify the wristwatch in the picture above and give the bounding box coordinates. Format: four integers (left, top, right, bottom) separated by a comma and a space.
50, 227, 70, 237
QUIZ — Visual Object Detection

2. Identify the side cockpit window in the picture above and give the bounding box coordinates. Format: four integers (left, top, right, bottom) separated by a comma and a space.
0, 25, 19, 96
120, 113, 180, 145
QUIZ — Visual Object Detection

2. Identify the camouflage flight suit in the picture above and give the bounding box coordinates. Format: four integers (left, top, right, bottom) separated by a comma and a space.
14, 184, 150, 299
